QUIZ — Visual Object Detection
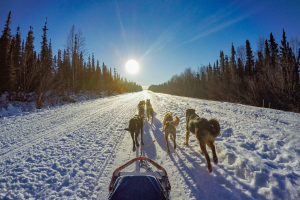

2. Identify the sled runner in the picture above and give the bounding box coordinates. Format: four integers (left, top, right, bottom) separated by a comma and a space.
107, 156, 171, 200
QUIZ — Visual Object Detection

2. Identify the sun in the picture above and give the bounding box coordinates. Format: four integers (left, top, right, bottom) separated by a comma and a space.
125, 60, 139, 74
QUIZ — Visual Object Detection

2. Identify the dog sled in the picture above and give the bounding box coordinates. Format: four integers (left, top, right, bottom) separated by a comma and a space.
107, 105, 171, 199
107, 156, 171, 200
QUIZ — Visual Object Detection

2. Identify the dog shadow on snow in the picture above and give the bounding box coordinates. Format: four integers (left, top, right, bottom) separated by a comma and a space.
137, 114, 269, 199
138, 118, 158, 159
139, 114, 170, 159
168, 143, 269, 200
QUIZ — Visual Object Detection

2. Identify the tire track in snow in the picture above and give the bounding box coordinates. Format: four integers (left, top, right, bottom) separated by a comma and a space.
0, 95, 135, 176
92, 92, 147, 199
0, 98, 113, 150
36, 92, 142, 198
0, 98, 115, 158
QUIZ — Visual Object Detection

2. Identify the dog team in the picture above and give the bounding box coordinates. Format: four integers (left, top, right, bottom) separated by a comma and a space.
124, 99, 220, 173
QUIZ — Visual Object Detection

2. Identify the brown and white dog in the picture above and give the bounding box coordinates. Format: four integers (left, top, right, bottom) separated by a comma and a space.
162, 113, 180, 152
184, 109, 220, 173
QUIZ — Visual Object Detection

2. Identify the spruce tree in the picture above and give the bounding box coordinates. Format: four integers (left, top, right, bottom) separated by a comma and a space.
95, 60, 101, 92
48, 39, 53, 69
280, 29, 287, 59
24, 26, 35, 92
0, 11, 12, 92
264, 40, 270, 66
245, 40, 254, 76
230, 43, 236, 76
207, 63, 213, 82
78, 51, 84, 92
224, 55, 229, 82
237, 58, 244, 78
40, 19, 52, 82
269, 33, 278, 68
14, 26, 22, 90
8, 36, 17, 91
86, 54, 92, 91
219, 51, 225, 80
280, 29, 289, 88
62, 49, 71, 91
215, 59, 220, 79
57, 49, 62, 74
279, 30, 299, 93
102, 62, 107, 91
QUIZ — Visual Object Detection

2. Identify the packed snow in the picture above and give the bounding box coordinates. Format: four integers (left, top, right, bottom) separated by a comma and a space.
0, 90, 300, 200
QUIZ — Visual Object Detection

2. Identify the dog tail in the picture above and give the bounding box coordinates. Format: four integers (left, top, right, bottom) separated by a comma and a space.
124, 128, 130, 131
208, 119, 220, 138
165, 117, 179, 127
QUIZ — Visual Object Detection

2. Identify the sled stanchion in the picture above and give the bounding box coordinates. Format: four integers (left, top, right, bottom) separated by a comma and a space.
108, 156, 171, 191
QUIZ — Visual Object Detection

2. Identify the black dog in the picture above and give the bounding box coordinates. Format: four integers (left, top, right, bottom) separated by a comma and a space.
146, 105, 154, 124
184, 109, 220, 173
125, 115, 144, 151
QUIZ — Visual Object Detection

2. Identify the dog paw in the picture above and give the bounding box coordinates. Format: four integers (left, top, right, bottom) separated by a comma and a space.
136, 143, 139, 147
213, 157, 218, 164
183, 142, 188, 145
133, 147, 136, 151
208, 166, 212, 173
200, 151, 204, 155
167, 149, 170, 152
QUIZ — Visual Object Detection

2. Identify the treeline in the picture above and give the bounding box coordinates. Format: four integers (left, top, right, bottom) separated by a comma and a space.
0, 12, 142, 100
149, 29, 300, 112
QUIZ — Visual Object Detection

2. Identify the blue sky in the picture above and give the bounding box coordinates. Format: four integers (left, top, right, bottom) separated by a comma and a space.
1, 0, 300, 86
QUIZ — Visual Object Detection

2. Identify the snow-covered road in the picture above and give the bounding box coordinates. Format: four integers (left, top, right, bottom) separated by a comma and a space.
1, 91, 300, 199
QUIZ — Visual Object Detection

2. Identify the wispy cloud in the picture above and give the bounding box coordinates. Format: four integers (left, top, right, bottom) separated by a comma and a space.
174, 5, 260, 50
141, 1, 258, 60
187, 11, 255, 44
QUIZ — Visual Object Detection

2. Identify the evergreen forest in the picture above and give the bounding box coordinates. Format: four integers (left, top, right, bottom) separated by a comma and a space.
149, 30, 300, 112
0, 12, 142, 101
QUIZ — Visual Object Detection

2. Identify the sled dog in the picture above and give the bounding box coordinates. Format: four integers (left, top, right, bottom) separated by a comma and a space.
162, 113, 180, 152
184, 108, 220, 173
125, 115, 144, 151
146, 105, 154, 124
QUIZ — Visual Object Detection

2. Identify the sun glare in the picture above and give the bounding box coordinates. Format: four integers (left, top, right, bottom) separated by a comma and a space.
125, 60, 139, 74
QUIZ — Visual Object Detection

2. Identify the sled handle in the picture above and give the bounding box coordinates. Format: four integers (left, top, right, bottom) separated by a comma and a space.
108, 156, 171, 191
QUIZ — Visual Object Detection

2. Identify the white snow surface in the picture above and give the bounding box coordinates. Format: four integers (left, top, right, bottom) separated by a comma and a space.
0, 90, 300, 200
